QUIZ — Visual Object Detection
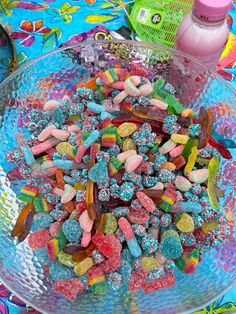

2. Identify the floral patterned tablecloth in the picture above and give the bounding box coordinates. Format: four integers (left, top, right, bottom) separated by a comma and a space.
0, 1, 236, 313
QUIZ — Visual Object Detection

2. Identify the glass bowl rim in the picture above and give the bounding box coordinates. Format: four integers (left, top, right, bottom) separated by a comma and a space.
0, 39, 235, 314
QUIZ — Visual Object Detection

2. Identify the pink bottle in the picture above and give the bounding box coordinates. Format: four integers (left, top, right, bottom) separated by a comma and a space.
175, 0, 232, 69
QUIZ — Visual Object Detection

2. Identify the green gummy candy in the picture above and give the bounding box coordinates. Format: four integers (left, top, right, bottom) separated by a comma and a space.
159, 200, 171, 212
82, 131, 91, 141
56, 230, 67, 250
95, 88, 106, 101
58, 251, 77, 267
104, 213, 118, 233
17, 193, 33, 204
165, 95, 185, 114
182, 138, 198, 160
92, 281, 107, 294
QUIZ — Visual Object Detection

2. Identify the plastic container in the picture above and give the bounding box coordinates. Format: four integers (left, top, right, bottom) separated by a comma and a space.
0, 40, 235, 314
175, 0, 232, 68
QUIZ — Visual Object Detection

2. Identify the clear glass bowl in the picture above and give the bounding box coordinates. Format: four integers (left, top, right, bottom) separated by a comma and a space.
0, 40, 235, 314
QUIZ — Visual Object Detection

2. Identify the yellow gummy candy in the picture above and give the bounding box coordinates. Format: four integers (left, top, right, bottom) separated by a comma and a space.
74, 257, 93, 275
74, 182, 85, 191
176, 213, 194, 233
117, 123, 137, 138
201, 221, 219, 234
69, 114, 81, 122
123, 138, 136, 151
56, 142, 73, 156
141, 257, 159, 272
104, 213, 117, 234
184, 147, 198, 174
171, 134, 189, 144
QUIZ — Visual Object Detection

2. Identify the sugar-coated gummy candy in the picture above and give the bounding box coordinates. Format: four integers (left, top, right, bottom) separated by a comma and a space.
9, 66, 231, 299
49, 262, 74, 281
53, 278, 84, 301
28, 229, 50, 250
62, 219, 82, 242
33, 213, 54, 230
176, 213, 195, 233
74, 257, 94, 275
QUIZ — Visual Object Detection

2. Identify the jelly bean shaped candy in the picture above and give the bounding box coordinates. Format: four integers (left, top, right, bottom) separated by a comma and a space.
136, 191, 155, 212
175, 176, 192, 192
74, 257, 94, 275
104, 213, 117, 233
118, 217, 142, 258
188, 169, 209, 184
171, 134, 189, 144
176, 213, 194, 232
184, 147, 198, 174
125, 154, 143, 174
207, 156, 220, 208
175, 248, 199, 274
61, 184, 76, 203
117, 123, 138, 137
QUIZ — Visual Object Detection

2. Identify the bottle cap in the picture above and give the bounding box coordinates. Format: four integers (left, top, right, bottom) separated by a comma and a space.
193, 0, 232, 22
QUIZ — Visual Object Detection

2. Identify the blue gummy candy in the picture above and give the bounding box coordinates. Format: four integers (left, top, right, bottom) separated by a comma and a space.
87, 102, 105, 113
180, 201, 202, 214
62, 219, 82, 242
88, 161, 108, 183
54, 159, 74, 170
84, 130, 100, 148
100, 112, 112, 120
49, 263, 74, 281
160, 235, 183, 259
33, 213, 54, 230
127, 237, 142, 258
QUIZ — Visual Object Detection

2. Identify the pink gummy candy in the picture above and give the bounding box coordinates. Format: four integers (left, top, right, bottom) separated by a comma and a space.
53, 278, 84, 301
136, 191, 155, 212
129, 269, 149, 292
28, 229, 50, 250
143, 274, 176, 293
118, 217, 134, 241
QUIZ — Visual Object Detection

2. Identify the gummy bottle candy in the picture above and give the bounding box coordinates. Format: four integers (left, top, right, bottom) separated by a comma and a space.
175, 0, 231, 69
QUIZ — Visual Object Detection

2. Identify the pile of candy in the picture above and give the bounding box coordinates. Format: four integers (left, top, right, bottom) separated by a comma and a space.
7, 65, 234, 301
